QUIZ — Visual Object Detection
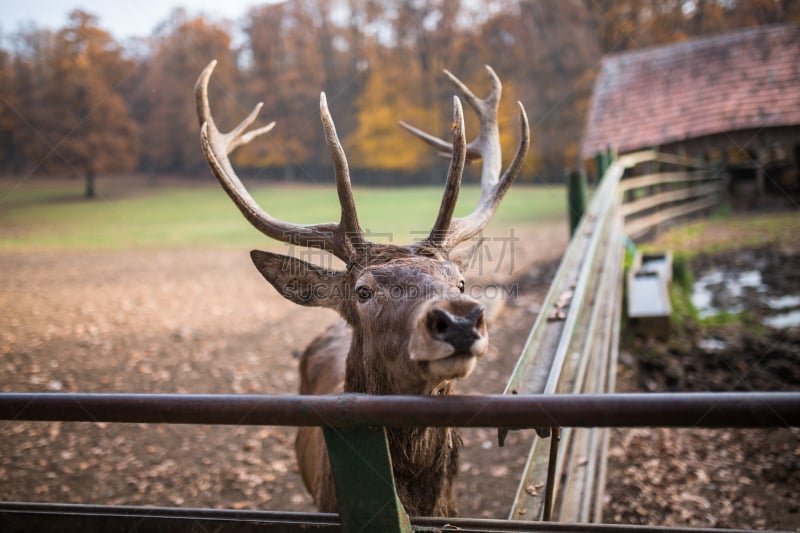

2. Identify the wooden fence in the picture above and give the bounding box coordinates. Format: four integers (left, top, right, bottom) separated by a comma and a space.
502, 150, 725, 523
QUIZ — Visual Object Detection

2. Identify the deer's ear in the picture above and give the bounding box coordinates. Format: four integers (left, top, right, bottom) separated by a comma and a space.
250, 250, 346, 309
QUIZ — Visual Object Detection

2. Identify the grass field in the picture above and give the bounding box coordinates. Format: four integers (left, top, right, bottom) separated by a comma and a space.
647, 209, 800, 256
0, 177, 567, 251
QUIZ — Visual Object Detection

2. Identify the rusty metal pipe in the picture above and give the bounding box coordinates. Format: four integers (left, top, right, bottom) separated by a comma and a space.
1, 392, 798, 428
0, 501, 776, 532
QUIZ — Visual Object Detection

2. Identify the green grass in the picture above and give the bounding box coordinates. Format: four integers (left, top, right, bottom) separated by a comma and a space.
645, 210, 800, 257
0, 179, 566, 251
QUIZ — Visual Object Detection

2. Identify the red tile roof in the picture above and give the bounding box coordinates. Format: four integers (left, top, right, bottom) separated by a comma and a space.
581, 24, 800, 159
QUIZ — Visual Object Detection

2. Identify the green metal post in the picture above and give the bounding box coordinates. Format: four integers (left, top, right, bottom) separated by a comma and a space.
594, 151, 607, 183
323, 426, 412, 533
567, 170, 587, 237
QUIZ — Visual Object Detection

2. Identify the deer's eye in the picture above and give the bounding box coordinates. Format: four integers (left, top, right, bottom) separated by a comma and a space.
457, 280, 465, 293
356, 285, 374, 302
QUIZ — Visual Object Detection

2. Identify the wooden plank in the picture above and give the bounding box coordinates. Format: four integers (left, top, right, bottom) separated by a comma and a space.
558, 213, 624, 523
508, 196, 626, 521
617, 150, 659, 167
649, 152, 704, 168
618, 170, 714, 193
501, 160, 626, 400
617, 150, 701, 169
625, 194, 721, 238
585, 221, 624, 522
509, 434, 550, 520
507, 194, 618, 520
593, 265, 624, 522
506, 150, 721, 524
620, 185, 717, 218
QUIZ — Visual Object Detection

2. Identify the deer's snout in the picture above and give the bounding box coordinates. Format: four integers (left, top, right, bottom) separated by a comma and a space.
426, 304, 486, 354
409, 299, 489, 365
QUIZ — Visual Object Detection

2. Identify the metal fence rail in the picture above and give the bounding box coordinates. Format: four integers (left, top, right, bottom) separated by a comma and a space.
0, 501, 785, 533
2, 392, 799, 428
2, 391, 798, 533
4, 501, 787, 533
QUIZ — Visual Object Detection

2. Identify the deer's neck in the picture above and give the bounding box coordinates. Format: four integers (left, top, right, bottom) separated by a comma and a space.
344, 328, 445, 395
343, 330, 461, 517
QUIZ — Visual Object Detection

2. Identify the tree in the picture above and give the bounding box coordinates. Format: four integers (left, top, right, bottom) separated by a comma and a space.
14, 11, 139, 198
479, 0, 600, 178
346, 61, 434, 172
2, 0, 796, 185
0, 34, 17, 169
136, 9, 237, 174
589, 0, 800, 54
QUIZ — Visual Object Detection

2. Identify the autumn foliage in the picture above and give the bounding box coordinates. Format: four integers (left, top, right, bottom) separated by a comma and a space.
0, 1, 796, 195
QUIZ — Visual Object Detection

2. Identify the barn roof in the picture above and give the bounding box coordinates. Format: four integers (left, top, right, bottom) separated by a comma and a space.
581, 24, 800, 159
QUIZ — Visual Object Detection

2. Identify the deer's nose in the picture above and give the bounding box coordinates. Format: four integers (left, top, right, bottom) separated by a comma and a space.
426, 303, 486, 354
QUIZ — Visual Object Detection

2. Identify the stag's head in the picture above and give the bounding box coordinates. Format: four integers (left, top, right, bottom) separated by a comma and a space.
196, 61, 529, 395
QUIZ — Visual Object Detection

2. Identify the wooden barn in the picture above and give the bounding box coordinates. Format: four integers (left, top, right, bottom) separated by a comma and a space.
581, 24, 800, 201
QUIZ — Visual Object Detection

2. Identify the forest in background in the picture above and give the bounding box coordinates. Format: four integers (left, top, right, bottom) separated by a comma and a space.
0, 0, 797, 196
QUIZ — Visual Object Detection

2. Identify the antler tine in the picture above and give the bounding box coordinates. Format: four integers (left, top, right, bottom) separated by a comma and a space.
320, 92, 365, 251
399, 65, 502, 165
430, 96, 467, 245
442, 65, 502, 197
397, 120, 453, 157
400, 66, 529, 251
195, 60, 350, 260
442, 65, 501, 116
446, 102, 530, 248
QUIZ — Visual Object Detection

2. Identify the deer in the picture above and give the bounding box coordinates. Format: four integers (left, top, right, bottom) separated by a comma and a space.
195, 60, 529, 517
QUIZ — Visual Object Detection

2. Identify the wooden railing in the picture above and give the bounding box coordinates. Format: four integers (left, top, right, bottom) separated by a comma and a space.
502, 150, 725, 523
619, 151, 724, 239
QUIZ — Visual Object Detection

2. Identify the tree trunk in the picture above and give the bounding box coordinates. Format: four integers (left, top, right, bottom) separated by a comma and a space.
84, 169, 96, 199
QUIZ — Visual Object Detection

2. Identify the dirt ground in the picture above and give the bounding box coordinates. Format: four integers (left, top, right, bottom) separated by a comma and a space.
0, 221, 566, 519
2, 222, 799, 528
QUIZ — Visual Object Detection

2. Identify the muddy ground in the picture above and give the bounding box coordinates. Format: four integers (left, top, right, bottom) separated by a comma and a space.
606, 245, 800, 530
2, 224, 798, 528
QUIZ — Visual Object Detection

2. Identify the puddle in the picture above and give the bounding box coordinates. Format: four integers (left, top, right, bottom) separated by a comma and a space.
697, 337, 727, 351
692, 264, 800, 329
763, 310, 800, 329
767, 295, 800, 310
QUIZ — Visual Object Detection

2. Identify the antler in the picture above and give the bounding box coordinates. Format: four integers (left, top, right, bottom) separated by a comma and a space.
429, 96, 467, 246
400, 66, 530, 250
195, 60, 364, 261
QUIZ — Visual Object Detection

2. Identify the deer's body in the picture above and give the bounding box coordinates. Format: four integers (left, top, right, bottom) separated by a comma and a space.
195, 61, 529, 517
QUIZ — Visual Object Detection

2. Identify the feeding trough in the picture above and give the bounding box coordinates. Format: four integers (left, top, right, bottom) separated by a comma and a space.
627, 251, 672, 339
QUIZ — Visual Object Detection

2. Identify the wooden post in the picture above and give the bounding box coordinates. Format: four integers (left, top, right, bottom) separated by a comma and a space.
755, 148, 767, 199
595, 147, 615, 183
567, 170, 587, 237
595, 152, 607, 182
